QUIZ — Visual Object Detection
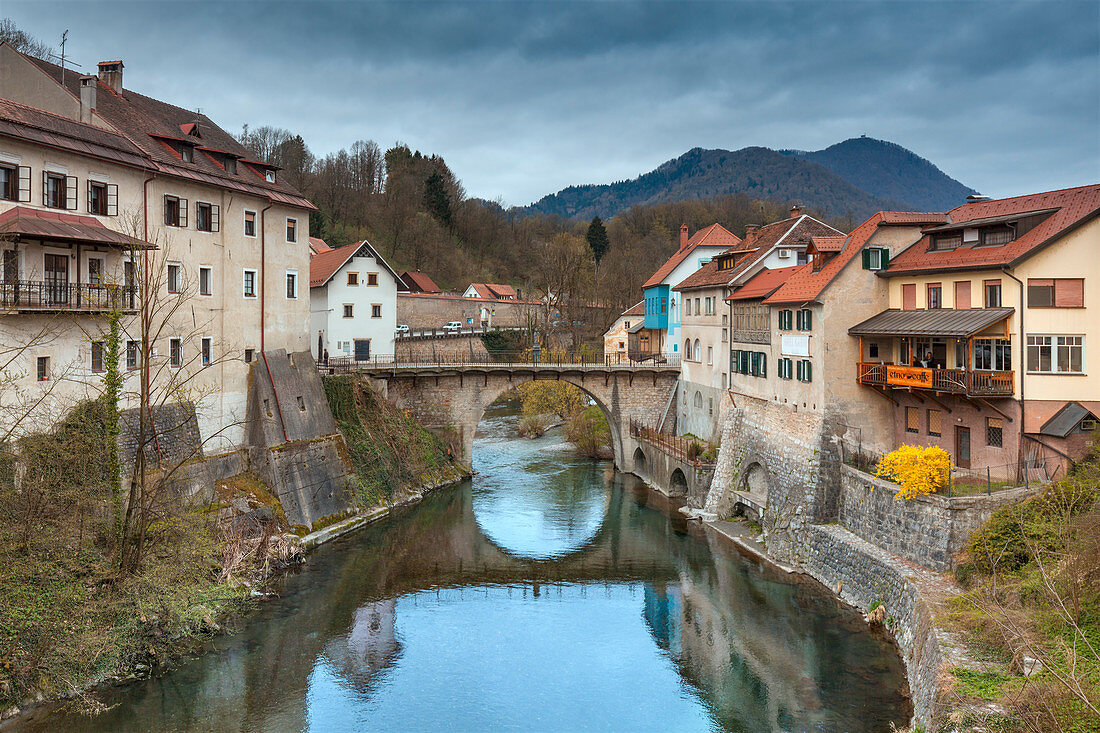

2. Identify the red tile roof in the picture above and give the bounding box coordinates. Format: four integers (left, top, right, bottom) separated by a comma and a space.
884, 185, 1100, 275
724, 216, 845, 283
19, 49, 314, 210
621, 300, 645, 317
764, 211, 947, 304
643, 223, 742, 288
808, 235, 846, 253
0, 206, 152, 248
0, 98, 150, 169
468, 283, 518, 299
401, 270, 442, 293
310, 240, 400, 288
726, 266, 801, 301
308, 237, 332, 255
673, 259, 728, 291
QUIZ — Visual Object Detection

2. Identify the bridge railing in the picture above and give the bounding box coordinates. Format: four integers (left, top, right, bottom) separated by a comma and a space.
629, 419, 717, 467
319, 351, 682, 372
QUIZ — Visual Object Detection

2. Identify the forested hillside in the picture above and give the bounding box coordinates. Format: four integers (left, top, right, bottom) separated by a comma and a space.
781, 137, 976, 212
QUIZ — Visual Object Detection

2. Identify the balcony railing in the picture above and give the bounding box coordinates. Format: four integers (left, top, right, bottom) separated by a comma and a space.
857, 362, 1014, 397
0, 281, 138, 313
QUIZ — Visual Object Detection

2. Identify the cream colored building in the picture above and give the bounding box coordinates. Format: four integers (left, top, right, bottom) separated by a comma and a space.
603, 301, 643, 360
0, 44, 314, 452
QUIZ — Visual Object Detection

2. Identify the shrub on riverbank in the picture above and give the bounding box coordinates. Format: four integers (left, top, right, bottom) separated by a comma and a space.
948, 435, 1100, 731
323, 376, 463, 506
566, 406, 612, 459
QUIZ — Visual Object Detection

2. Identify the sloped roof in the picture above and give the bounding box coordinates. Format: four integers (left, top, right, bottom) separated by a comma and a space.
1039, 402, 1096, 438
310, 240, 400, 288
401, 270, 441, 293
847, 307, 1014, 338
621, 300, 645, 317
468, 283, 517, 299
673, 260, 728, 291
726, 266, 801, 301
0, 98, 151, 169
808, 235, 846, 253
765, 211, 947, 305
884, 185, 1100, 275
0, 206, 152, 248
20, 49, 314, 210
643, 223, 742, 288
308, 237, 332, 255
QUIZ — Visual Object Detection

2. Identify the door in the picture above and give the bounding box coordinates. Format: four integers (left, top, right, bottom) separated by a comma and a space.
44, 253, 68, 305
955, 426, 971, 469
354, 339, 371, 362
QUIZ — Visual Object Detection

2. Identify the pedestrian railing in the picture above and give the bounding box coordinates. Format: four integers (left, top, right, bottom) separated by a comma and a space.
629, 419, 716, 466
320, 350, 682, 372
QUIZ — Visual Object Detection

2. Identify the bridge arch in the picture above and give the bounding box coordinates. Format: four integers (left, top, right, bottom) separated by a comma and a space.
669, 467, 689, 497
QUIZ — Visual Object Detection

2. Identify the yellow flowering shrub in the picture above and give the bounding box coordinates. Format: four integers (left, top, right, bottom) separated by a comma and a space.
875, 445, 951, 500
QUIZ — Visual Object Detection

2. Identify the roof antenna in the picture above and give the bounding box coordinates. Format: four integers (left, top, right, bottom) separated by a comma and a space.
47, 30, 82, 86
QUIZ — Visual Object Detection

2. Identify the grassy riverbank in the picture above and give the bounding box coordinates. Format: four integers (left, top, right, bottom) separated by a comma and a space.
945, 438, 1100, 732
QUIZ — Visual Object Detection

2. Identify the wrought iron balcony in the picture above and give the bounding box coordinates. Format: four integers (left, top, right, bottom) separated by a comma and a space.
857, 362, 1014, 397
0, 280, 138, 313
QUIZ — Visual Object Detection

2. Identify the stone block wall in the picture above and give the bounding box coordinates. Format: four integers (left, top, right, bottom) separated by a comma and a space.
119, 401, 202, 471
397, 293, 540, 330
396, 336, 490, 362
839, 465, 1040, 571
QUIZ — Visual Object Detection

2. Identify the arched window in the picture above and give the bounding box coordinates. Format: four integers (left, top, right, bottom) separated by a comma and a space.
693, 391, 703, 408
693, 339, 701, 362
684, 340, 692, 359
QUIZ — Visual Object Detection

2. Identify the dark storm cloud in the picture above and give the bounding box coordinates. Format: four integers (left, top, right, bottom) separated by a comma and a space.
6, 1, 1098, 206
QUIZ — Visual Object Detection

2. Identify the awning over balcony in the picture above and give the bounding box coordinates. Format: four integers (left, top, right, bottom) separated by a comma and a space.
848, 307, 1014, 338
0, 206, 152, 249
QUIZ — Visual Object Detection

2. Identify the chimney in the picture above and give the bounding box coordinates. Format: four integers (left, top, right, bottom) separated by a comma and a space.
744, 224, 760, 237
97, 60, 124, 94
789, 204, 803, 219
679, 224, 689, 251
78, 75, 97, 124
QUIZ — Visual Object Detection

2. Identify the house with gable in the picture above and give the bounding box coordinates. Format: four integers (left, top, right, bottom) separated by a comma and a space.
310, 240, 403, 362
642, 223, 741, 358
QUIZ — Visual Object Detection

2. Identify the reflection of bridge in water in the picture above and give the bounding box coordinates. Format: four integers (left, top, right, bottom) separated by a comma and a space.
52, 474, 908, 733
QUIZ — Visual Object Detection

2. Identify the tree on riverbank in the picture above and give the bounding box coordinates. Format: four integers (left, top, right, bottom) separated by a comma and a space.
514, 382, 611, 457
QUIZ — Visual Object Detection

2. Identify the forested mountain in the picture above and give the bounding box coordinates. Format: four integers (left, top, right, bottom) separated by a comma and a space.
780, 137, 976, 212
522, 138, 975, 220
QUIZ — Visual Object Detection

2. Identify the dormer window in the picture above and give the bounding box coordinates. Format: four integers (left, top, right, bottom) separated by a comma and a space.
224, 157, 237, 175
265, 169, 276, 183
931, 232, 962, 251
181, 145, 193, 163
980, 225, 1014, 246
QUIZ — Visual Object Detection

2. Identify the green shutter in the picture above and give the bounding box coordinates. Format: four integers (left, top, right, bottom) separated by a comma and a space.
759, 353, 767, 378
879, 248, 890, 269
861, 248, 871, 269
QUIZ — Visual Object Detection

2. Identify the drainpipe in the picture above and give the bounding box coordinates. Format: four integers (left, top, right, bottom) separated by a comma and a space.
141, 173, 163, 461
1001, 266, 1025, 467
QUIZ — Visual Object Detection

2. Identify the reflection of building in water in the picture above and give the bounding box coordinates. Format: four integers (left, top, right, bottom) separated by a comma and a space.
322, 599, 402, 691
642, 582, 682, 657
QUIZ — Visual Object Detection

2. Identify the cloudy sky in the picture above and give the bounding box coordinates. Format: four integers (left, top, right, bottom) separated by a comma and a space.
6, 1, 1098, 205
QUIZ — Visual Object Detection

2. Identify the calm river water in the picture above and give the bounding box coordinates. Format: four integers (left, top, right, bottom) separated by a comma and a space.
18, 397, 910, 732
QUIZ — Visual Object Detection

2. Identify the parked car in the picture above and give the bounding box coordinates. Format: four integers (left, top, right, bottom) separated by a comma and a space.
443, 321, 462, 333
395, 324, 410, 334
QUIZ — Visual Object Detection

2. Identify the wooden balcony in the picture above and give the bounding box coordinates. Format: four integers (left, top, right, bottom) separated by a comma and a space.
857, 362, 1014, 397
0, 281, 138, 313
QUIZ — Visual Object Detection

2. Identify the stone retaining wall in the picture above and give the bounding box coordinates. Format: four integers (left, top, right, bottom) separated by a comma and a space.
839, 465, 1040, 571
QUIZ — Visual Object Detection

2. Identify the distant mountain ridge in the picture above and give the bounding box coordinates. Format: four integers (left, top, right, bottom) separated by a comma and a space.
521, 137, 975, 221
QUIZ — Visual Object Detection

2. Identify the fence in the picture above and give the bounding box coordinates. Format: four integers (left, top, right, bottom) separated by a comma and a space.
839, 440, 1054, 497
629, 419, 716, 466
320, 350, 682, 372
0, 280, 137, 311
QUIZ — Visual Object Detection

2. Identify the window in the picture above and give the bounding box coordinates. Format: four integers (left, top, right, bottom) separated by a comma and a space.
0, 163, 14, 201
196, 202, 219, 232
796, 359, 812, 382
286, 218, 297, 243
343, 304, 354, 318
347, 272, 359, 286
684, 340, 692, 359
987, 418, 1003, 447
902, 283, 917, 310
87, 180, 108, 215
36, 356, 49, 381
927, 284, 942, 309
44, 172, 74, 209
973, 338, 1011, 371
163, 194, 187, 227
684, 300, 691, 316
661, 298, 666, 314
778, 309, 793, 331
91, 341, 104, 372
88, 257, 103, 285
927, 409, 942, 437
286, 270, 298, 299
169, 338, 182, 368
862, 247, 889, 271
796, 308, 813, 331
750, 351, 766, 377
371, 304, 382, 318
265, 170, 276, 183
244, 210, 256, 237
954, 280, 971, 310
694, 392, 703, 408
869, 342, 879, 359
224, 157, 237, 175
126, 340, 139, 370
693, 339, 701, 361
244, 349, 254, 363
167, 263, 182, 293
694, 298, 700, 315
367, 272, 378, 286
980, 226, 1014, 246
707, 346, 713, 365
905, 407, 919, 433
985, 280, 1002, 308
931, 232, 962, 251
1027, 335, 1084, 374
722, 328, 728, 343
243, 269, 257, 298
722, 373, 727, 389
199, 266, 212, 296
201, 337, 211, 366
778, 357, 793, 379
1027, 278, 1084, 308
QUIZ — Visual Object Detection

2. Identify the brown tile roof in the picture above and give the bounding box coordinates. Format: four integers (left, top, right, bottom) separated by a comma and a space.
884, 185, 1100, 275
642, 223, 742, 288
310, 240, 400, 288
765, 211, 947, 304
0, 205, 152, 248
725, 215, 845, 282
401, 270, 442, 293
808, 235, 846, 253
673, 259, 728, 291
468, 283, 518, 299
621, 300, 645, 317
0, 98, 150, 169
21, 51, 314, 210
848, 307, 1014, 338
726, 266, 801, 301
308, 237, 332, 255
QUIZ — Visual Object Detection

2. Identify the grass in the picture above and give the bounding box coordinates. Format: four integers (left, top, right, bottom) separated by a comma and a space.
951, 667, 1022, 701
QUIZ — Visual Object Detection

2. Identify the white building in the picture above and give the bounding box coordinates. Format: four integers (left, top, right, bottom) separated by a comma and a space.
310, 240, 403, 361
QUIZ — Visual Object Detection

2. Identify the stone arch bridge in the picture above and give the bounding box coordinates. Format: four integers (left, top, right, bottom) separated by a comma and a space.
346, 357, 680, 473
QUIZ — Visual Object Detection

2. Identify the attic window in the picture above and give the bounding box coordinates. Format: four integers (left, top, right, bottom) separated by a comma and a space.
265, 170, 276, 183
181, 145, 193, 163
980, 225, 1014, 246
931, 232, 962, 251
224, 157, 237, 175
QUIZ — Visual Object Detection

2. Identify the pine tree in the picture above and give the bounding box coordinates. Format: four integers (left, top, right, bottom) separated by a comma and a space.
423, 170, 453, 229
586, 216, 610, 264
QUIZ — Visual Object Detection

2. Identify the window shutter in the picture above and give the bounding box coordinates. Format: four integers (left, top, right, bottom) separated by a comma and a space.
795, 309, 803, 330
795, 360, 803, 381
211, 204, 220, 232
861, 248, 871, 270
65, 176, 78, 210
879, 248, 889, 269
179, 198, 188, 227
804, 309, 812, 331
803, 360, 813, 382
163, 194, 171, 225
42, 170, 48, 206
759, 353, 767, 378
15, 166, 30, 202
106, 184, 118, 216
87, 180, 94, 213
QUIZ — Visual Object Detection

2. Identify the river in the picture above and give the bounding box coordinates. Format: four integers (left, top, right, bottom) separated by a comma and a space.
17, 397, 910, 732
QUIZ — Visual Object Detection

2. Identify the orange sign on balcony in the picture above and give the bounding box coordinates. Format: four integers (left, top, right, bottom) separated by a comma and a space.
886, 366, 935, 388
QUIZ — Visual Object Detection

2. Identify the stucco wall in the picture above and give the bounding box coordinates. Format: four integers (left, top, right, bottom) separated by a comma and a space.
312, 249, 398, 360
